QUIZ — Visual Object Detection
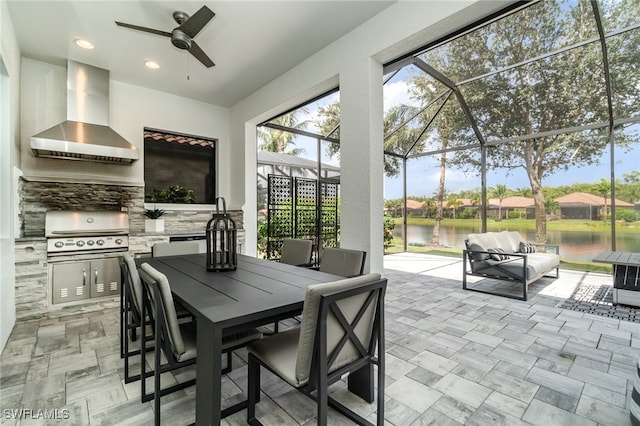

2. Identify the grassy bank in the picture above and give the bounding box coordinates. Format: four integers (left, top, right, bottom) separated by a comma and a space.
393, 217, 640, 234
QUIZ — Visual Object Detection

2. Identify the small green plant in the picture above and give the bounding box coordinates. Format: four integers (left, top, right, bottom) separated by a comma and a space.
146, 185, 196, 203
383, 215, 395, 253
144, 208, 166, 219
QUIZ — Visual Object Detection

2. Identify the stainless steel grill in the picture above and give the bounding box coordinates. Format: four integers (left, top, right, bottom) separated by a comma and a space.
46, 210, 129, 255
45, 210, 129, 304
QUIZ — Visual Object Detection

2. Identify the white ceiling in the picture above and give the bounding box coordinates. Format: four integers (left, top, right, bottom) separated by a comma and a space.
7, 1, 395, 107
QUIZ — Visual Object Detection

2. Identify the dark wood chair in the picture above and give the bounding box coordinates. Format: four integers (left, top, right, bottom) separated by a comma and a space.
246, 273, 386, 425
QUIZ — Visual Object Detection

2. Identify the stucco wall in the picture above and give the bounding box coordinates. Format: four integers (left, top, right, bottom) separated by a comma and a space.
0, 0, 22, 353
19, 58, 231, 190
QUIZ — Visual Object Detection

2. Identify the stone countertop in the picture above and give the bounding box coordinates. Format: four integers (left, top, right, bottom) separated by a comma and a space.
16, 237, 46, 242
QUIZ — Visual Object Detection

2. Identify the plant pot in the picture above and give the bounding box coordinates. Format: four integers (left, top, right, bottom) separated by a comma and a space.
145, 218, 165, 233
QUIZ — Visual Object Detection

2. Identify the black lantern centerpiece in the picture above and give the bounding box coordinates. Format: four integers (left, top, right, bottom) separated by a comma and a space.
206, 197, 237, 271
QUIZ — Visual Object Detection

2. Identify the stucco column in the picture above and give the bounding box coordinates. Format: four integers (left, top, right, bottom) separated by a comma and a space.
339, 57, 384, 273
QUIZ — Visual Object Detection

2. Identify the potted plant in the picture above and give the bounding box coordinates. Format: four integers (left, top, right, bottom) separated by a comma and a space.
144, 208, 166, 233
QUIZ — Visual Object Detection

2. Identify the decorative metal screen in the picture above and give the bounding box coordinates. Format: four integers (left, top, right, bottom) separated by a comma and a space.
266, 175, 339, 261
266, 175, 293, 259
295, 178, 318, 242
319, 180, 339, 249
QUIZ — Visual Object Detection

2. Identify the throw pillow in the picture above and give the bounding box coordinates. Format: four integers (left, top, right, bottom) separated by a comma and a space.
519, 242, 537, 254
466, 242, 490, 261
487, 248, 509, 261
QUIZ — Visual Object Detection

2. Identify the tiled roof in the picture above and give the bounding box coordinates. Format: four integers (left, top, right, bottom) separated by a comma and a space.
555, 192, 633, 207
406, 199, 423, 209
488, 196, 535, 208
144, 131, 215, 148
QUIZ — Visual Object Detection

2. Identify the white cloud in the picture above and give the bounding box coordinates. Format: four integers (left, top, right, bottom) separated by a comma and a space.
383, 80, 421, 112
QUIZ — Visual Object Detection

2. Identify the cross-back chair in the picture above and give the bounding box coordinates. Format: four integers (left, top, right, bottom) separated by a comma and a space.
247, 273, 386, 425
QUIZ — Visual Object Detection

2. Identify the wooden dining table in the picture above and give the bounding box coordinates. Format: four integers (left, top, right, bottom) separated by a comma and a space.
137, 253, 373, 425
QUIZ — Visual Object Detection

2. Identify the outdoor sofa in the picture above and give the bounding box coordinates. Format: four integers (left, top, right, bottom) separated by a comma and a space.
462, 230, 560, 301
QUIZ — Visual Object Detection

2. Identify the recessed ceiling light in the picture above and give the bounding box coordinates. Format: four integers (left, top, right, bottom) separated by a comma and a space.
145, 60, 160, 70
75, 39, 94, 50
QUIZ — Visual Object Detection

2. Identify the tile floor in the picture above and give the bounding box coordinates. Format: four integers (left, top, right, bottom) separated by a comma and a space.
1, 253, 638, 425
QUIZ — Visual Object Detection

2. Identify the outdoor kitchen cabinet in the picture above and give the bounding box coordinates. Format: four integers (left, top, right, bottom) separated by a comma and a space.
51, 257, 121, 304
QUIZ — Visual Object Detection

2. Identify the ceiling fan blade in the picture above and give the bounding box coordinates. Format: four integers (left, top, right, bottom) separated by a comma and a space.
178, 6, 215, 38
189, 40, 215, 68
115, 21, 172, 38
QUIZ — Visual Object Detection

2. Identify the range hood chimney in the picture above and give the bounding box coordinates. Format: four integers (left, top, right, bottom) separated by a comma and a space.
30, 61, 139, 164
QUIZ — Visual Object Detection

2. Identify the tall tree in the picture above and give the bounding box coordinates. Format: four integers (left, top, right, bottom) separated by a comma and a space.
258, 110, 310, 155
446, 194, 463, 219
593, 178, 611, 219
490, 184, 510, 220
316, 101, 423, 178
410, 0, 640, 242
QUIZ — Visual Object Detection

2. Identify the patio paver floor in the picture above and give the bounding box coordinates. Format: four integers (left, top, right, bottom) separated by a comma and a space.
1, 253, 637, 425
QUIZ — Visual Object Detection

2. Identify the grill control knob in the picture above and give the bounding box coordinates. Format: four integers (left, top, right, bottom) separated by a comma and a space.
96, 240, 105, 246
76, 240, 85, 247
86, 240, 95, 246
54, 241, 64, 248
115, 239, 123, 245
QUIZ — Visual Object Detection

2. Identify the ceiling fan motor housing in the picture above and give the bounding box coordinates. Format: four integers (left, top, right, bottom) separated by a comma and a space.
171, 29, 192, 50
172, 11, 189, 25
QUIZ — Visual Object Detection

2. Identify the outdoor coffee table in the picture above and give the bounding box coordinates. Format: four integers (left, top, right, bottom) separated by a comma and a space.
593, 251, 640, 307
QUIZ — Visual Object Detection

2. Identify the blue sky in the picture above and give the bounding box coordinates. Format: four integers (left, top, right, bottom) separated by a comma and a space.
384, 136, 640, 199
263, 65, 639, 200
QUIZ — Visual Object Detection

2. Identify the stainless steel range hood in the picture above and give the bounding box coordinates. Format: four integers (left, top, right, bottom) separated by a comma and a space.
31, 61, 139, 164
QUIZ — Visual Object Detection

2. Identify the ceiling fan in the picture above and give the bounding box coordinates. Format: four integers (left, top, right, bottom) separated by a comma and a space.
115, 5, 216, 68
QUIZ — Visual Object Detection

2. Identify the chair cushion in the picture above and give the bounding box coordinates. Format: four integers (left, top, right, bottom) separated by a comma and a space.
153, 241, 204, 257
280, 239, 313, 266
140, 263, 186, 360
486, 253, 559, 280
318, 247, 365, 277
504, 231, 525, 252
176, 321, 198, 362
295, 273, 381, 385
248, 328, 301, 386
466, 242, 489, 261
123, 253, 143, 316
467, 233, 499, 252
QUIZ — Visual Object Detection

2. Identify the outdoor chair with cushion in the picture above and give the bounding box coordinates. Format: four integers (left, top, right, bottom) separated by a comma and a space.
271, 238, 314, 333
138, 263, 262, 425
119, 253, 196, 384
119, 253, 153, 383
152, 240, 204, 257
318, 247, 367, 277
462, 230, 560, 301
279, 238, 314, 267
247, 273, 387, 426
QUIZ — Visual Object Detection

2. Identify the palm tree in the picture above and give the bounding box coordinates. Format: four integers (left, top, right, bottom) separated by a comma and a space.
422, 197, 434, 219
490, 184, 510, 220
446, 194, 463, 219
593, 178, 611, 220
544, 198, 559, 221
258, 110, 310, 155
469, 192, 482, 220
514, 187, 533, 197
